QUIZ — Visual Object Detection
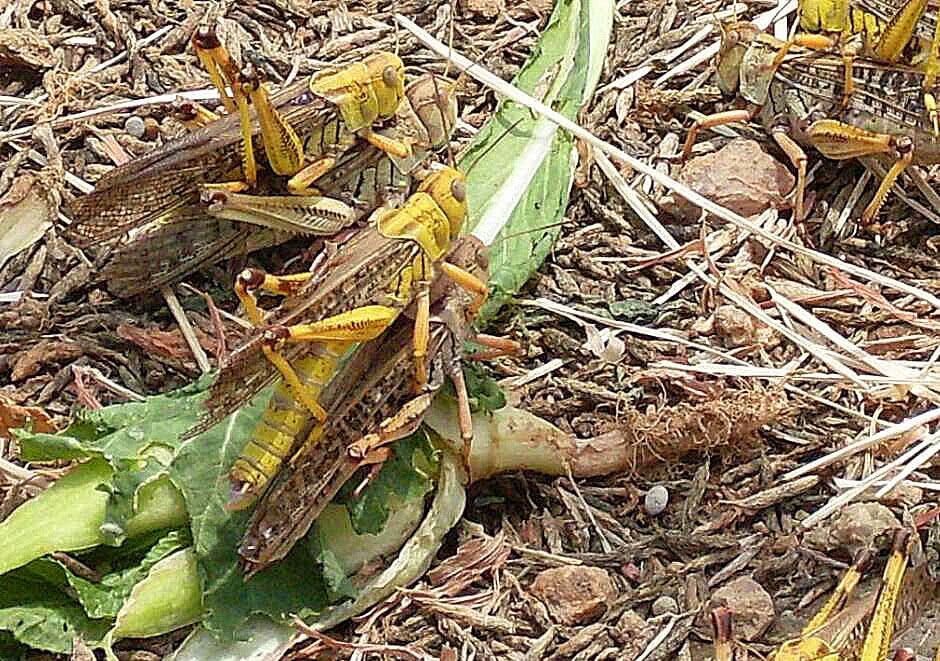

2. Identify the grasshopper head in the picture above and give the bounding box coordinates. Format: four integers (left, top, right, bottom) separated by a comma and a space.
715, 21, 760, 95
419, 166, 467, 238
405, 74, 459, 150
364, 51, 407, 119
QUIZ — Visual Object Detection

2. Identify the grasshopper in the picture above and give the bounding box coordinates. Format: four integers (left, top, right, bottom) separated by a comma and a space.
681, 21, 940, 228
181, 161, 487, 510
236, 236, 513, 577
93, 72, 459, 298
789, 0, 940, 132
66, 25, 414, 255
712, 515, 940, 661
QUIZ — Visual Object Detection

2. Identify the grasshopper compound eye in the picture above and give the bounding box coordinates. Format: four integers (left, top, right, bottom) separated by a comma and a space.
451, 179, 466, 203
383, 65, 399, 88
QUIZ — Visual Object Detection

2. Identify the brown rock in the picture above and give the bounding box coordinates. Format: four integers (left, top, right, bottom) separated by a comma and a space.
613, 610, 656, 658
460, 0, 502, 19
714, 305, 756, 347
707, 576, 775, 640
669, 139, 795, 221
804, 502, 901, 554
529, 566, 619, 625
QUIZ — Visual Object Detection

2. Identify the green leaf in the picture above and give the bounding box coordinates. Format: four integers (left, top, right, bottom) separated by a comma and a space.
107, 547, 204, 645
16, 375, 214, 465
166, 386, 329, 638
63, 530, 189, 619
460, 0, 615, 322
317, 547, 357, 602
336, 433, 438, 535
99, 451, 178, 545
0, 573, 109, 654
0, 459, 112, 575
461, 362, 507, 413
0, 530, 191, 656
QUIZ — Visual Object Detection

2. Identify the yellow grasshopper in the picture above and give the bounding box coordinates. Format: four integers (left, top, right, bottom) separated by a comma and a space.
712, 522, 940, 660
182, 164, 488, 513
682, 21, 940, 229
236, 236, 516, 577
788, 0, 940, 132
95, 72, 459, 298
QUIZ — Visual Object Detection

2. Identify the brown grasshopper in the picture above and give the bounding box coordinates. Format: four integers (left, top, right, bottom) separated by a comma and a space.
179, 158, 487, 511
93, 72, 459, 298
236, 235, 517, 577
66, 26, 416, 276
681, 21, 940, 230
788, 0, 940, 133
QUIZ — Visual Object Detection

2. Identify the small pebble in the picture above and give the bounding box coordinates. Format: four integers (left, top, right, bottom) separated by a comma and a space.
651, 595, 678, 616
644, 485, 669, 516
124, 115, 146, 138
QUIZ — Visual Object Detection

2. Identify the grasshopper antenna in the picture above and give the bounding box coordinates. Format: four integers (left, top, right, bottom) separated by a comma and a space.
488, 220, 573, 245
429, 71, 458, 168
444, 0, 457, 81
393, 0, 401, 56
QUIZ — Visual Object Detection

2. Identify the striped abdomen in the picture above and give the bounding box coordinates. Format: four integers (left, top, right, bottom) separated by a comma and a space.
226, 340, 351, 511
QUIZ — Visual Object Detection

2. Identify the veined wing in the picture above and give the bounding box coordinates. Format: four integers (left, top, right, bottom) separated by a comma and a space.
66, 78, 336, 246
97, 209, 290, 297
774, 50, 931, 131
183, 225, 423, 437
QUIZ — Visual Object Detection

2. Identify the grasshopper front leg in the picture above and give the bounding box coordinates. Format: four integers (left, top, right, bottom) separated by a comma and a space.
680, 108, 759, 161
194, 26, 307, 184
923, 16, 940, 135
769, 123, 810, 226
193, 26, 260, 189
410, 260, 490, 391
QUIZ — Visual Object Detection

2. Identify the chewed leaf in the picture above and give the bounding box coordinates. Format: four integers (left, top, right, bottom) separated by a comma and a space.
65, 531, 190, 620
336, 433, 438, 535
460, 0, 614, 322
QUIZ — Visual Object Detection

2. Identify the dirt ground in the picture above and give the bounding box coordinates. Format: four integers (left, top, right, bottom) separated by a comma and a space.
2, 0, 940, 659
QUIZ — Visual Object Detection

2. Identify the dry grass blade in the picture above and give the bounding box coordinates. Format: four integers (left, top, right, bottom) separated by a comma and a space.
397, 13, 940, 311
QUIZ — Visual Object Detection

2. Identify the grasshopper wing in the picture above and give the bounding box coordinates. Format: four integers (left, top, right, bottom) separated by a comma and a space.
97, 211, 289, 297
65, 78, 335, 247
182, 225, 422, 438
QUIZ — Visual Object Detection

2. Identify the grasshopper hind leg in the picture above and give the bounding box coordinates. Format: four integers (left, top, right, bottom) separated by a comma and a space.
769, 125, 810, 238
856, 530, 913, 661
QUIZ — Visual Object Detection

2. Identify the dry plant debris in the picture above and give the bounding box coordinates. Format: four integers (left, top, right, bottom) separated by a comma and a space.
1, 0, 940, 658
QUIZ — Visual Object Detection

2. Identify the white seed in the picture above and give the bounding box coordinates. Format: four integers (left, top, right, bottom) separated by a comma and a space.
644, 485, 669, 516
124, 115, 146, 138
